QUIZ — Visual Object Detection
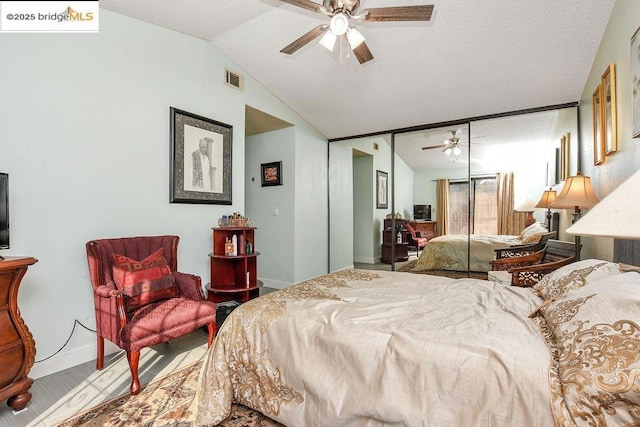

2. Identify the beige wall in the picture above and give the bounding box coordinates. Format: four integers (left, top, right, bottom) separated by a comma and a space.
578, 0, 640, 260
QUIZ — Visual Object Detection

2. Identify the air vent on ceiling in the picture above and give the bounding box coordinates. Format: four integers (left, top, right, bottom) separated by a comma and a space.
224, 68, 244, 91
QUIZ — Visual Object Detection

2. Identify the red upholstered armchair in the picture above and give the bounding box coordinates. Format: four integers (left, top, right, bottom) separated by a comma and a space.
86, 235, 217, 395
406, 224, 428, 256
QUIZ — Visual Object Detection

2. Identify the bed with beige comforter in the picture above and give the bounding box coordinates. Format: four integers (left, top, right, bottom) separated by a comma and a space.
192, 262, 640, 426
412, 233, 521, 272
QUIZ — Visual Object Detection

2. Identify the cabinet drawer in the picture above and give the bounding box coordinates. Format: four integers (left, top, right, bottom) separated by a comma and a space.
0, 271, 15, 306
0, 311, 19, 346
0, 343, 23, 388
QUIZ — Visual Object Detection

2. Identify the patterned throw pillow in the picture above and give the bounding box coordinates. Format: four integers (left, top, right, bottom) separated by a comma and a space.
535, 272, 640, 426
112, 248, 179, 311
532, 259, 621, 301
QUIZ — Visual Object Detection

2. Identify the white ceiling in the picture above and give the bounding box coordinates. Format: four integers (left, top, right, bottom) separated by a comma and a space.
100, 0, 614, 140
394, 108, 561, 170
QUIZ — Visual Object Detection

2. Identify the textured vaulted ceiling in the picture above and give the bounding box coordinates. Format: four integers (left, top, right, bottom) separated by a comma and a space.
100, 0, 614, 140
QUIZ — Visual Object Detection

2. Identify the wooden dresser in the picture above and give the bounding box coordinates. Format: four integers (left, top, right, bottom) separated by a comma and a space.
0, 256, 37, 411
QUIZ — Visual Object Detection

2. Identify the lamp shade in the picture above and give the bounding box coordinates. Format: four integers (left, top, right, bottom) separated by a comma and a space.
535, 189, 557, 208
550, 172, 599, 209
567, 169, 640, 238
319, 31, 337, 51
515, 198, 537, 212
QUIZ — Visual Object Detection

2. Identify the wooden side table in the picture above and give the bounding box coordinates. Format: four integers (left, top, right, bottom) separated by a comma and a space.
0, 256, 37, 411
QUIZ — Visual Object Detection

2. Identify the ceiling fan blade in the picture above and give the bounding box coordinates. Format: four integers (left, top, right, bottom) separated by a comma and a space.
361, 5, 434, 22
422, 145, 443, 150
352, 41, 374, 64
280, 25, 329, 55
278, 0, 324, 13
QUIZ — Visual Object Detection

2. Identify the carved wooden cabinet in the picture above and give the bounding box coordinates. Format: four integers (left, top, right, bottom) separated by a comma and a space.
0, 257, 37, 411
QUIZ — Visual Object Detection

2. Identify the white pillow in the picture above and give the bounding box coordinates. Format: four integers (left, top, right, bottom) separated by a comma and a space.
532, 259, 622, 301
535, 272, 640, 426
519, 222, 547, 244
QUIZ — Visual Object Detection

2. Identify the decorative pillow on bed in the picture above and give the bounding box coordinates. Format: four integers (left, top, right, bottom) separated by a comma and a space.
536, 272, 640, 426
519, 222, 547, 244
112, 248, 179, 311
531, 259, 621, 301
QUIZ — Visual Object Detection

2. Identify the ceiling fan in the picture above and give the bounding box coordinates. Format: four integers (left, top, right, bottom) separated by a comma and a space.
422, 129, 464, 156
278, 0, 434, 64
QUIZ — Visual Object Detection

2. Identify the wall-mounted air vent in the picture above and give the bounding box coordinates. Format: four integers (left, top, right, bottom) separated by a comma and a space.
224, 68, 244, 91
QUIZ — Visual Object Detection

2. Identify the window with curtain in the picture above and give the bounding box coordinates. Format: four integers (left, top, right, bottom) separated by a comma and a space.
449, 177, 497, 235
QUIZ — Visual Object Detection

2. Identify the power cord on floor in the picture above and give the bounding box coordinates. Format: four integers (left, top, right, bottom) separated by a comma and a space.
34, 319, 96, 363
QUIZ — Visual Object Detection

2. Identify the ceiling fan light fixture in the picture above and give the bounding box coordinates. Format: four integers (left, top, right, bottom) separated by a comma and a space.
330, 12, 350, 36
452, 145, 462, 156
444, 147, 453, 156
319, 30, 337, 51
346, 27, 365, 49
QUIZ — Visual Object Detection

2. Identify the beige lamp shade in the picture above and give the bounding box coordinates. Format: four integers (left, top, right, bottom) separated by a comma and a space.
535, 189, 557, 208
567, 169, 640, 238
515, 198, 537, 212
550, 172, 599, 209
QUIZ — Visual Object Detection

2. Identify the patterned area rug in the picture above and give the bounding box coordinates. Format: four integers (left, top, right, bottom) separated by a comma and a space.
397, 259, 488, 280
55, 360, 283, 427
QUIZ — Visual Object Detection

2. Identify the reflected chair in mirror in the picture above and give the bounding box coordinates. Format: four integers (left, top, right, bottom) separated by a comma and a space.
490, 239, 579, 287
406, 223, 428, 256
494, 231, 557, 259
86, 235, 217, 395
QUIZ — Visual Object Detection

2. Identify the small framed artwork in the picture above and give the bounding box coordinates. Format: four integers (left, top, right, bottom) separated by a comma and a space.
632, 26, 640, 138
376, 170, 388, 209
560, 133, 570, 180
592, 85, 605, 165
261, 161, 282, 187
170, 107, 232, 204
601, 63, 617, 155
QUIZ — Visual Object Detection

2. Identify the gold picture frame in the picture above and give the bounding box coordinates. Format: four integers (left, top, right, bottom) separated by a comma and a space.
631, 27, 640, 138
601, 64, 617, 155
560, 133, 570, 180
592, 84, 605, 165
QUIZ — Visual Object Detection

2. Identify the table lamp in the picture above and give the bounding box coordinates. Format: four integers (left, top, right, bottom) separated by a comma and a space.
551, 172, 598, 259
535, 188, 557, 231
515, 199, 537, 227
550, 172, 599, 224
566, 169, 640, 238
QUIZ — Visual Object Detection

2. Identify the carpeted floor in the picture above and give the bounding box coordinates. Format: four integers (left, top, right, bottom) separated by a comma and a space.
397, 259, 488, 280
54, 360, 283, 427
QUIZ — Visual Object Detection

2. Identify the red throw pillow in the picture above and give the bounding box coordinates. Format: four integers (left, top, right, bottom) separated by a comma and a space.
112, 248, 179, 311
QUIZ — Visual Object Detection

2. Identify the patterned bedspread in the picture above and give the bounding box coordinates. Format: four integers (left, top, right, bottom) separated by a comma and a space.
192, 269, 555, 426
413, 234, 522, 272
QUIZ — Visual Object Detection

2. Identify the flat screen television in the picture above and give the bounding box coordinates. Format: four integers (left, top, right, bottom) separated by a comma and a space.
0, 173, 9, 250
413, 204, 431, 221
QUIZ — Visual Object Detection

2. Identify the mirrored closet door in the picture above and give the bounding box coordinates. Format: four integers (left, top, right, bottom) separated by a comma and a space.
329, 106, 578, 275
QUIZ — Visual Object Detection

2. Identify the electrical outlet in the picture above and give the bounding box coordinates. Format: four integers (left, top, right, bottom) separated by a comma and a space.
271, 207, 278, 216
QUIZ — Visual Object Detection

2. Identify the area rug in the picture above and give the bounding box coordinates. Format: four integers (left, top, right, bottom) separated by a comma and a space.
397, 259, 488, 280
55, 360, 283, 427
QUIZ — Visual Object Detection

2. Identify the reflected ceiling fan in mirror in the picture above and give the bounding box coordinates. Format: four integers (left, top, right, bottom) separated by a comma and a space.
422, 129, 463, 156
278, 0, 434, 64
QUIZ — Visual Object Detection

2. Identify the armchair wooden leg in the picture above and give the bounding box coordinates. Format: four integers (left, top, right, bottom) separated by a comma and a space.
96, 335, 104, 370
127, 350, 141, 395
207, 322, 216, 347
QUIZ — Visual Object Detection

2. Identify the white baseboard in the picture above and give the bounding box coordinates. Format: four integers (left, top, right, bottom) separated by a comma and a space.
30, 341, 119, 380
353, 256, 377, 264
260, 277, 293, 289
